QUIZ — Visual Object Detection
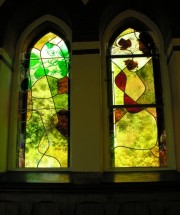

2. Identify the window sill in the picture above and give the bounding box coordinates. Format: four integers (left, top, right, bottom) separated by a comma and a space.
0, 170, 180, 192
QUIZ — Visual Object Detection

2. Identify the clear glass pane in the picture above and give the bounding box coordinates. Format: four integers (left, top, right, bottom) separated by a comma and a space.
111, 28, 154, 56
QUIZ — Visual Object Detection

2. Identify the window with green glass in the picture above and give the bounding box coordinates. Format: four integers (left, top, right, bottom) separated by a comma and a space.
18, 32, 70, 168
108, 27, 167, 167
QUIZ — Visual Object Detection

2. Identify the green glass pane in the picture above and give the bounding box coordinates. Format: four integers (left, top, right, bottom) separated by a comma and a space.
34, 67, 46, 79
30, 52, 41, 67
25, 111, 45, 167
41, 38, 69, 79
53, 94, 68, 110
18, 32, 70, 168
136, 59, 156, 104
32, 76, 52, 98
26, 49, 44, 89
47, 76, 59, 96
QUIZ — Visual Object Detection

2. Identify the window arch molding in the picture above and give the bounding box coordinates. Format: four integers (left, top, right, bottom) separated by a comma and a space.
8, 15, 72, 170
14, 14, 72, 55
101, 10, 175, 171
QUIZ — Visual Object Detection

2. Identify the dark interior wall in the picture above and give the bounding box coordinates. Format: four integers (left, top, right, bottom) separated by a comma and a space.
0, 0, 175, 58
168, 1, 180, 38
1, 190, 180, 215
0, 0, 72, 58
1, 171, 180, 215
99, 0, 172, 45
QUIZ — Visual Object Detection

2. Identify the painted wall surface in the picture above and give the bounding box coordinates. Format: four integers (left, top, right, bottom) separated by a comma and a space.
0, 51, 11, 171
71, 51, 102, 171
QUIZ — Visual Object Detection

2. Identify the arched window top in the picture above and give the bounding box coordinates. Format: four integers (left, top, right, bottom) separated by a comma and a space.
4, 14, 73, 171
109, 27, 156, 56
21, 31, 70, 90
15, 15, 72, 59
18, 31, 70, 168
102, 10, 164, 56
106, 21, 168, 168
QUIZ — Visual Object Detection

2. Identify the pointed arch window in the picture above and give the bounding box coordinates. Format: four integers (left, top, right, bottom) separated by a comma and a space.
108, 27, 167, 168
18, 32, 70, 168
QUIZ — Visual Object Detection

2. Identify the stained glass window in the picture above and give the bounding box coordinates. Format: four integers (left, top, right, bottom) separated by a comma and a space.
108, 28, 167, 167
18, 32, 70, 168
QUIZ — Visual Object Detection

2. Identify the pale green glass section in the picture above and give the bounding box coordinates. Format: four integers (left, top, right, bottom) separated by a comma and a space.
114, 146, 159, 167
112, 108, 159, 167
110, 28, 163, 168
53, 94, 68, 110
18, 32, 69, 168
112, 63, 124, 105
112, 58, 155, 105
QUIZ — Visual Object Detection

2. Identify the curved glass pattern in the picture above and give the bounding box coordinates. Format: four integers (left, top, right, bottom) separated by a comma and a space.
109, 28, 167, 167
18, 32, 70, 168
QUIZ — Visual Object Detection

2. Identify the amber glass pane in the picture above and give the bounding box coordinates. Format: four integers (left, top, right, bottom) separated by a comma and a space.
18, 32, 70, 168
